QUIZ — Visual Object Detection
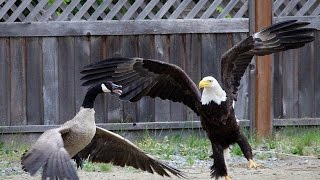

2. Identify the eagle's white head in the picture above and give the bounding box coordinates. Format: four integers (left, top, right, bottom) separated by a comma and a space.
199, 76, 227, 105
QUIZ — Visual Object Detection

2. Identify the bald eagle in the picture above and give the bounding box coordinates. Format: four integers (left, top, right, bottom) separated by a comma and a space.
80, 20, 315, 179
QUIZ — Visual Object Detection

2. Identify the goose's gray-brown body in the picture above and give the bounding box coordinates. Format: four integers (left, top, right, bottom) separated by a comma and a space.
61, 108, 96, 157
21, 82, 184, 179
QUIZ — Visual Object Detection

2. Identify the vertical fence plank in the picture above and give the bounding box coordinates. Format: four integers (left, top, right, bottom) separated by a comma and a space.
273, 52, 283, 119
105, 35, 123, 123
281, 50, 299, 118
0, 38, 10, 126
137, 35, 155, 122
216, 34, 233, 80
9, 38, 27, 125
188, 34, 202, 122
26, 37, 43, 125
169, 34, 186, 122
43, 37, 59, 125
201, 34, 217, 78
120, 35, 138, 123
74, 36, 91, 112
58, 37, 75, 124
90, 37, 106, 123
315, 31, 320, 117
154, 35, 171, 122
298, 42, 314, 118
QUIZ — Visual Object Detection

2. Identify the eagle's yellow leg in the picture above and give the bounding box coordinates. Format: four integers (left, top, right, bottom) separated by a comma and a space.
225, 175, 231, 180
248, 159, 260, 169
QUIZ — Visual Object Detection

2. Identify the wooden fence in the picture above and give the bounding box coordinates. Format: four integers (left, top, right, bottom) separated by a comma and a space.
0, 0, 319, 134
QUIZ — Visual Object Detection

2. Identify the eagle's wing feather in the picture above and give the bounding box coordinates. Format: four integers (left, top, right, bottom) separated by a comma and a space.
221, 20, 316, 101
76, 127, 185, 178
81, 57, 202, 115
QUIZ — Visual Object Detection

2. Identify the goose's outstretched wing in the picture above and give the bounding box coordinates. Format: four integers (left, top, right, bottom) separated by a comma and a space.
81, 57, 202, 115
76, 127, 185, 178
21, 127, 78, 180
221, 20, 316, 100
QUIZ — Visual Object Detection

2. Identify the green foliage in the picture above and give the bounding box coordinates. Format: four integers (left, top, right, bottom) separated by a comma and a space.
138, 127, 320, 163
230, 144, 242, 156
216, 6, 232, 18
83, 161, 112, 172
138, 132, 211, 166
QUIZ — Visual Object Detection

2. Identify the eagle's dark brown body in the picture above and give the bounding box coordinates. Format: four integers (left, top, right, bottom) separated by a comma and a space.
80, 20, 316, 179
200, 101, 252, 178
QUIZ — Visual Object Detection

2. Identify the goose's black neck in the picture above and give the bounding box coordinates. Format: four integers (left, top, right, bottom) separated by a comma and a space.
82, 85, 103, 109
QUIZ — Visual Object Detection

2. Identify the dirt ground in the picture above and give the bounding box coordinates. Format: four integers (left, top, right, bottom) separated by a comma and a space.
4, 155, 320, 180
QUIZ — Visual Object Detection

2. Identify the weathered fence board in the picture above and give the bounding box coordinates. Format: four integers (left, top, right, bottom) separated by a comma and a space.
9, 38, 27, 126
74, 36, 91, 114
273, 53, 283, 119
57, 37, 76, 124
154, 35, 171, 123
169, 34, 187, 122
2, 118, 320, 135
298, 41, 314, 118
314, 32, 320, 117
42, 37, 59, 125
0, 19, 250, 37
273, 31, 320, 119
26, 37, 43, 125
90, 36, 107, 123
120, 36, 138, 123
137, 35, 156, 122
0, 38, 9, 126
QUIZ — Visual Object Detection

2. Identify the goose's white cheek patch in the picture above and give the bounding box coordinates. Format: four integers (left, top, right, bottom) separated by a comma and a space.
101, 84, 111, 93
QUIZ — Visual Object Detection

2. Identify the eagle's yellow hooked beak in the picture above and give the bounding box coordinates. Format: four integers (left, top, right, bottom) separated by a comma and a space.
199, 80, 211, 89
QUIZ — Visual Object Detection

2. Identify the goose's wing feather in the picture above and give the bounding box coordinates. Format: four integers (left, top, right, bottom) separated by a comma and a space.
21, 127, 78, 180
77, 126, 185, 178
81, 57, 202, 115
221, 20, 316, 100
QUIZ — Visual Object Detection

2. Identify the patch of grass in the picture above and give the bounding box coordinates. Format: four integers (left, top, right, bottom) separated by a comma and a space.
230, 144, 242, 156
138, 127, 320, 164
1, 127, 319, 172
138, 132, 211, 166
0, 141, 29, 168
83, 161, 112, 172
277, 127, 320, 156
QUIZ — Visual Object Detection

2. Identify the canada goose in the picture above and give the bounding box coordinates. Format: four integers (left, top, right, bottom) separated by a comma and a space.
21, 82, 184, 179
80, 20, 316, 179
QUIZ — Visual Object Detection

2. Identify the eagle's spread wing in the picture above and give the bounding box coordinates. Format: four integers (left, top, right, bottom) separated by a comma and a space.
76, 127, 185, 178
81, 57, 202, 115
21, 127, 78, 180
221, 20, 316, 101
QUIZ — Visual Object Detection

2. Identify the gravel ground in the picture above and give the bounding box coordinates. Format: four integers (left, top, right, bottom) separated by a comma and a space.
2, 155, 320, 180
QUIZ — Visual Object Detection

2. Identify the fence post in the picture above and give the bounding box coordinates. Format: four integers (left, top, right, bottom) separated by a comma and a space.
249, 0, 273, 138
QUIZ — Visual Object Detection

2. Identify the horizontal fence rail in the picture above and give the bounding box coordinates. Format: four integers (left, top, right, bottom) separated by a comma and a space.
0, 18, 249, 37
0, 17, 319, 37
2, 118, 320, 134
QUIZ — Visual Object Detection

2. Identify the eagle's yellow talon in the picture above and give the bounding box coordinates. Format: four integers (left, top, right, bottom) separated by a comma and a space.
225, 175, 231, 180
248, 159, 260, 169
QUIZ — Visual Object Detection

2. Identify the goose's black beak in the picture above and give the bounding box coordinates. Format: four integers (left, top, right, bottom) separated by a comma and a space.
111, 83, 122, 96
